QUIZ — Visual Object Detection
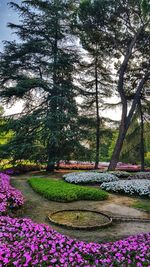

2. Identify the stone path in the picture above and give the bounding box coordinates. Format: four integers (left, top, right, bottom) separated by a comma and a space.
11, 175, 150, 243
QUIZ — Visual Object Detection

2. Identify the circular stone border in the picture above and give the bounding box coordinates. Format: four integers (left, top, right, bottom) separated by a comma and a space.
48, 209, 112, 230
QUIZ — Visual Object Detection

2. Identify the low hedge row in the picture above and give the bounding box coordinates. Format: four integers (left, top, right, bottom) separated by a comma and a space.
28, 177, 108, 202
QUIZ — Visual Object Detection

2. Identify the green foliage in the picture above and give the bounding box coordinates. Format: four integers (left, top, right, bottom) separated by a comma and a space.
0, 1, 84, 168
0, 106, 4, 116
0, 114, 14, 159
108, 131, 118, 159
141, 0, 150, 18
120, 118, 141, 164
145, 152, 150, 166
28, 177, 108, 202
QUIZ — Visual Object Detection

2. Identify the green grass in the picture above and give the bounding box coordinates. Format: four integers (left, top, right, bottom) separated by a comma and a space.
28, 177, 108, 202
132, 199, 150, 212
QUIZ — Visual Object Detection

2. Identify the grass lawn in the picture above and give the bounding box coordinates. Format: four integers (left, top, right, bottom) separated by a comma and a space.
132, 199, 150, 213
28, 177, 108, 202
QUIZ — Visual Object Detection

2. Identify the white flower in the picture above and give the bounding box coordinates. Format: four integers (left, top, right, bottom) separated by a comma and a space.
64, 172, 118, 184
101, 179, 150, 197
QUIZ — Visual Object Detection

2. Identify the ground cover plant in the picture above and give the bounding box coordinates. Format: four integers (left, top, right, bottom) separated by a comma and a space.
101, 179, 150, 198
0, 216, 150, 267
28, 177, 108, 202
0, 173, 150, 266
0, 173, 24, 214
64, 172, 118, 184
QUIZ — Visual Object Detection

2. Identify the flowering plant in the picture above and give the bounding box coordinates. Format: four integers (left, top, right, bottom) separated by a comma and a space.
0, 173, 24, 214
101, 179, 150, 197
64, 172, 118, 184
0, 216, 150, 267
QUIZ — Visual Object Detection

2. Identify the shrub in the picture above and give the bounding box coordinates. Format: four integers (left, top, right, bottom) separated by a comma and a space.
129, 172, 150, 180
64, 172, 118, 184
108, 171, 130, 178
101, 179, 150, 198
28, 177, 108, 202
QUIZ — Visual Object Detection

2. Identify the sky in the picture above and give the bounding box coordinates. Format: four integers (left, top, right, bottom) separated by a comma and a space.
0, 0, 121, 121
0, 0, 21, 51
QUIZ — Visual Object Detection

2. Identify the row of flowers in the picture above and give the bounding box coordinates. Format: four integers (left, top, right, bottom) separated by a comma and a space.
0, 173, 24, 214
101, 179, 150, 198
0, 216, 150, 267
59, 161, 146, 171
64, 172, 119, 184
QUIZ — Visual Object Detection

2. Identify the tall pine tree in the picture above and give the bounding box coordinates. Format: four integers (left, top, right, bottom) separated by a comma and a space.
0, 0, 80, 170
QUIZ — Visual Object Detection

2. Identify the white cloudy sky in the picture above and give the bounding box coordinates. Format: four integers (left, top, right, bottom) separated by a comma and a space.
0, 0, 121, 121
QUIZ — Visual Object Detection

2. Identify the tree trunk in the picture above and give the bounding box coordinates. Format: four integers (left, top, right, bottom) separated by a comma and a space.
108, 124, 127, 170
56, 160, 60, 170
108, 29, 148, 171
95, 117, 100, 169
46, 162, 55, 172
94, 53, 100, 169
139, 101, 145, 171
108, 73, 149, 171
108, 103, 127, 171
47, 7, 58, 171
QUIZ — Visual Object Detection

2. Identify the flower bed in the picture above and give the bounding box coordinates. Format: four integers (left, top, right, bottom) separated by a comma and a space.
0, 216, 150, 267
129, 172, 150, 180
2, 164, 44, 175
59, 161, 144, 171
108, 171, 130, 178
0, 173, 24, 214
64, 172, 118, 184
101, 179, 150, 198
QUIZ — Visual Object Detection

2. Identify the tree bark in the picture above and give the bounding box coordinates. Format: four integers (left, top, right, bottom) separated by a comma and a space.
94, 53, 100, 169
47, 4, 59, 172
46, 162, 55, 172
139, 101, 145, 171
108, 103, 127, 170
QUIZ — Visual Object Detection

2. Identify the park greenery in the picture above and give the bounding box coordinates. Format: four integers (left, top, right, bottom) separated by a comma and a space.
0, 0, 150, 172
0, 2, 150, 266
28, 177, 108, 201
0, 170, 150, 266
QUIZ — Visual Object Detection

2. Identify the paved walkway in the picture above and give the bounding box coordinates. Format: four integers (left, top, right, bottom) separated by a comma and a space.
11, 175, 150, 243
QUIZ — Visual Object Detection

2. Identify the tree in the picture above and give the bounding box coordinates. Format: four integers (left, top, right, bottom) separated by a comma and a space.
107, 0, 150, 170
0, 0, 81, 170
77, 0, 150, 170
76, 1, 113, 168
118, 90, 150, 169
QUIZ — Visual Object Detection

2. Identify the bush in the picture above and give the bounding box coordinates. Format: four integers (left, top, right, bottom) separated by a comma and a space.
64, 172, 118, 184
101, 179, 150, 198
108, 171, 130, 178
28, 177, 108, 202
129, 172, 150, 180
